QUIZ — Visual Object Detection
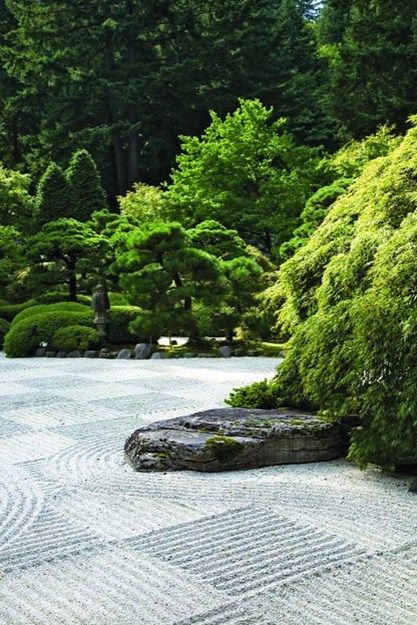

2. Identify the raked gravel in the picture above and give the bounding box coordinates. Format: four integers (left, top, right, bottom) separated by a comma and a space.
0, 356, 416, 625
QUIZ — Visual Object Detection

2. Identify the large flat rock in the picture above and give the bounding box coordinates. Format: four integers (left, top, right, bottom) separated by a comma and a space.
124, 408, 344, 472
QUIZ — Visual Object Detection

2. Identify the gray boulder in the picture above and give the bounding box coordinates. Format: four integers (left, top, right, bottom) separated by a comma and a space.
84, 350, 97, 358
233, 347, 247, 357
35, 347, 46, 357
134, 343, 155, 360
218, 346, 233, 358
409, 478, 417, 493
125, 407, 344, 473
151, 352, 166, 359
98, 348, 110, 359
45, 351, 56, 358
117, 349, 132, 359
183, 352, 197, 358
67, 350, 82, 358
55, 351, 67, 358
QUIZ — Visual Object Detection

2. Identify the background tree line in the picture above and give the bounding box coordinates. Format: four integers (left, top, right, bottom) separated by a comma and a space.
3, 0, 415, 203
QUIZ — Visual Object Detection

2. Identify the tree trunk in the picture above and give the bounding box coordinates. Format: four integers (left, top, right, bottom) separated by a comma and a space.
126, 1, 139, 190
127, 132, 139, 189
114, 136, 128, 195
67, 255, 77, 301
68, 272, 77, 302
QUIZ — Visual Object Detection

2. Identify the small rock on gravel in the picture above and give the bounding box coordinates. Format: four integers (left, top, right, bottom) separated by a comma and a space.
67, 350, 82, 358
117, 349, 132, 359
218, 346, 233, 358
134, 343, 155, 359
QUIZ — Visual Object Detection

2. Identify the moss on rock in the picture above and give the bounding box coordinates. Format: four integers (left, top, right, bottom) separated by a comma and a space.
204, 435, 244, 464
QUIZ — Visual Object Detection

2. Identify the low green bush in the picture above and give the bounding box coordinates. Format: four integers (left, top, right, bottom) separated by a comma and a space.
52, 325, 99, 352
0, 299, 38, 322
0, 317, 10, 348
226, 379, 278, 409
12, 302, 90, 326
4, 310, 92, 357
106, 306, 145, 344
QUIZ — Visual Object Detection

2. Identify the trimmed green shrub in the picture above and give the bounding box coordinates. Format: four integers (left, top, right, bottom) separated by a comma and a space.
16, 302, 89, 324
106, 306, 145, 344
4, 310, 92, 357
12, 302, 90, 327
233, 121, 417, 468
0, 299, 38, 322
226, 380, 278, 409
52, 325, 99, 352
0, 318, 10, 348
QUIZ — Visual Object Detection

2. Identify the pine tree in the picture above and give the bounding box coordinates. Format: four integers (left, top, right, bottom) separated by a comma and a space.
66, 149, 107, 222
36, 163, 73, 226
1, 0, 332, 196
319, 0, 417, 137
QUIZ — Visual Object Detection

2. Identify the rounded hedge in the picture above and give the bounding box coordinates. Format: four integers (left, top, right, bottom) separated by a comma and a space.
233, 122, 417, 469
52, 325, 99, 352
0, 318, 10, 348
3, 304, 147, 355
4, 310, 92, 357
12, 302, 90, 327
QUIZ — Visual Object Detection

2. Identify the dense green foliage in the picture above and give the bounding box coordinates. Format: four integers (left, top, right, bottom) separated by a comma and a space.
231, 124, 417, 467
66, 150, 108, 221
106, 306, 144, 344
26, 219, 109, 301
280, 127, 399, 258
0, 0, 330, 195
36, 163, 73, 226
0, 225, 25, 297
11, 302, 89, 327
0, 298, 38, 322
319, 1, 417, 138
4, 310, 92, 357
52, 325, 99, 352
114, 219, 265, 340
165, 100, 323, 256
2, 301, 148, 352
0, 317, 10, 347
227, 379, 278, 409
119, 184, 165, 223
0, 165, 34, 229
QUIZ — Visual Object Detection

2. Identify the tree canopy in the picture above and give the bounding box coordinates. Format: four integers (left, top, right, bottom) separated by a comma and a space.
26, 218, 109, 300
0, 0, 331, 198
165, 99, 323, 257
318, 0, 417, 137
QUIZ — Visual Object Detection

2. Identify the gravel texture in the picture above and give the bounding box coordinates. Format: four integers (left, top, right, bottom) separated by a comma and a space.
0, 356, 416, 625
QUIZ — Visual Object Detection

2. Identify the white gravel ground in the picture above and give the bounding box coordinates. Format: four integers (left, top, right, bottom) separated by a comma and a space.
0, 356, 416, 625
